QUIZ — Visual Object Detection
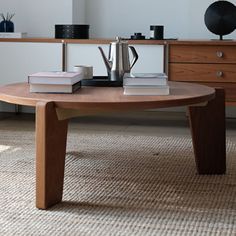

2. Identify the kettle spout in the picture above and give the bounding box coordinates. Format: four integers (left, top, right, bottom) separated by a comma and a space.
98, 46, 112, 72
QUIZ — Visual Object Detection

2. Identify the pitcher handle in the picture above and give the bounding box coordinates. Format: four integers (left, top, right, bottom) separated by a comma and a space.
129, 46, 138, 69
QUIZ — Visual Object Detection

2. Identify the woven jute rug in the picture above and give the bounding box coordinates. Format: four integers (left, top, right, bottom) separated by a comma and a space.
0, 118, 236, 236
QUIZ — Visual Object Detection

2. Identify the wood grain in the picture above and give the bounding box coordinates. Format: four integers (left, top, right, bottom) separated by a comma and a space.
0, 82, 215, 111
169, 81, 236, 103
168, 40, 236, 46
168, 42, 236, 104
36, 101, 68, 209
0, 38, 166, 45
188, 88, 226, 174
0, 38, 236, 45
169, 45, 236, 63
169, 63, 236, 82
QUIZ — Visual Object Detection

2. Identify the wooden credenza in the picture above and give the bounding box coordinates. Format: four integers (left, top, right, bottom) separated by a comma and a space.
168, 41, 236, 105
1, 38, 236, 108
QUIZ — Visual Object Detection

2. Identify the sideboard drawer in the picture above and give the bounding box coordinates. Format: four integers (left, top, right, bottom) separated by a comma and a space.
169, 45, 236, 63
169, 63, 236, 82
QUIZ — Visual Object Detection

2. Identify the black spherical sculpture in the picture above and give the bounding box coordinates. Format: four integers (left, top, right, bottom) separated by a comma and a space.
204, 1, 236, 40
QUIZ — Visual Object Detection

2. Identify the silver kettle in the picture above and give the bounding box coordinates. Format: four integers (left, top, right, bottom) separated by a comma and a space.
98, 37, 138, 81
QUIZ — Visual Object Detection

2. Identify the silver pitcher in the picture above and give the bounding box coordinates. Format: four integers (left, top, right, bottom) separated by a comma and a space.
98, 37, 138, 81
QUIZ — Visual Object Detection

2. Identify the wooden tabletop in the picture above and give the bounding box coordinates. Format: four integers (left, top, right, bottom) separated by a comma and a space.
0, 82, 215, 111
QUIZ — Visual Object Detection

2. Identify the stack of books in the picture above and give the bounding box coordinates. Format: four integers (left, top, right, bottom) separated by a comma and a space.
123, 73, 169, 95
0, 32, 27, 38
28, 71, 82, 93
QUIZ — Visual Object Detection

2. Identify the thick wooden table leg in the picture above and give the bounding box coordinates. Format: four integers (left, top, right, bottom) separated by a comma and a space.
36, 101, 68, 209
188, 88, 226, 174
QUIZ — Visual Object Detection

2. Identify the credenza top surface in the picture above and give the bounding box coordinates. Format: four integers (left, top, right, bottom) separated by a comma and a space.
0, 38, 165, 45
167, 40, 236, 46
0, 38, 236, 45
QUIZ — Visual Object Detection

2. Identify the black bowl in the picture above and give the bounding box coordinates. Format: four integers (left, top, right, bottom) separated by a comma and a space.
55, 24, 89, 39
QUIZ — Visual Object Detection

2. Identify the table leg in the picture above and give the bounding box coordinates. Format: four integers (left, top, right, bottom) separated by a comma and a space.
188, 88, 226, 174
36, 101, 68, 209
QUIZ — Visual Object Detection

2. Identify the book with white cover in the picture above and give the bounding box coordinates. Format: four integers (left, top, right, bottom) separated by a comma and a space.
30, 81, 81, 93
28, 71, 82, 85
123, 73, 168, 86
129, 73, 167, 78
123, 85, 169, 96
0, 32, 27, 38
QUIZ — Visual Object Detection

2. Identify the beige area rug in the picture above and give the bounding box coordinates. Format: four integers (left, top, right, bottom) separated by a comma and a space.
0, 118, 236, 236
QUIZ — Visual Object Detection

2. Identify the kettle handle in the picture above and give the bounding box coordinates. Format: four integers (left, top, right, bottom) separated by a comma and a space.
129, 46, 138, 69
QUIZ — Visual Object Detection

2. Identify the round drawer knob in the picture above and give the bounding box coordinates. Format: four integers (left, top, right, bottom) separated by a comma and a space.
216, 71, 223, 77
216, 51, 224, 58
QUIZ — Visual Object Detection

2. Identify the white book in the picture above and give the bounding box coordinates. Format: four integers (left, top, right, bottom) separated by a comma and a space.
128, 73, 167, 78
123, 85, 169, 96
28, 71, 83, 85
0, 32, 27, 38
123, 73, 168, 86
30, 81, 81, 93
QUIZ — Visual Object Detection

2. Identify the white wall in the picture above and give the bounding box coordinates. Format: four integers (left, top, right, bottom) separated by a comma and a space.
73, 0, 86, 24
85, 0, 236, 39
1, 0, 236, 39
1, 0, 73, 37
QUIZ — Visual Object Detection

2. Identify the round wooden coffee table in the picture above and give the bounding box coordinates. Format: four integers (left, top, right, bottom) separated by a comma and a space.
0, 81, 226, 209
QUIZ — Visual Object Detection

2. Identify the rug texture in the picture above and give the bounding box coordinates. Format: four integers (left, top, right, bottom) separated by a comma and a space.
0, 119, 236, 236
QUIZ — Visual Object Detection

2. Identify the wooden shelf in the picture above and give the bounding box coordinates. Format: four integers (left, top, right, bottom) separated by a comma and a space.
0, 38, 166, 45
